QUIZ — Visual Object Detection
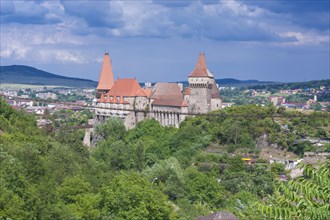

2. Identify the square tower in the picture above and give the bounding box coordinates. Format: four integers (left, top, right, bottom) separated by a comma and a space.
188, 53, 221, 114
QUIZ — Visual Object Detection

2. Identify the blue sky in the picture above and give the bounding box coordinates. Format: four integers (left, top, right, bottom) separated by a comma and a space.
0, 0, 329, 82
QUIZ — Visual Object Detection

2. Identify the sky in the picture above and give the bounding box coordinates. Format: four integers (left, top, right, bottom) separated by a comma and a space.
0, 0, 329, 83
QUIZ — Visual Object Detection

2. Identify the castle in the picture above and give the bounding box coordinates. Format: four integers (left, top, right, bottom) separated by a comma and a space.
93, 53, 222, 128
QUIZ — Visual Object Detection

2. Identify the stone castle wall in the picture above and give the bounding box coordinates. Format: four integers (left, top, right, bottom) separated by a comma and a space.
211, 98, 222, 111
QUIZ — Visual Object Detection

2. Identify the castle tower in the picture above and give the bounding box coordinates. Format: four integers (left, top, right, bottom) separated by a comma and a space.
96, 53, 115, 98
188, 53, 218, 114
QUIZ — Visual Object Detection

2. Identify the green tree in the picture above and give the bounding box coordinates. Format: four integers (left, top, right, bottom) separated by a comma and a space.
0, 149, 29, 219
94, 117, 126, 142
57, 176, 100, 219
184, 167, 224, 208
311, 103, 322, 111
258, 161, 330, 219
143, 157, 186, 200
270, 162, 286, 176
101, 171, 176, 219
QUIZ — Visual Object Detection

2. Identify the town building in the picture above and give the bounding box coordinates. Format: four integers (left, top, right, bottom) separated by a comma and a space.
268, 96, 285, 106
93, 52, 222, 128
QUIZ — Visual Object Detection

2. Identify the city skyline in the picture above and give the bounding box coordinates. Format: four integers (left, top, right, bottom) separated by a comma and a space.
1, 0, 329, 83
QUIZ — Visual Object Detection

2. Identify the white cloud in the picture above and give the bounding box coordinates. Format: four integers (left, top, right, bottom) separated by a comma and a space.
0, 24, 88, 64
0, 42, 30, 60
279, 31, 329, 46
220, 0, 265, 17
41, 1, 66, 23
53, 50, 85, 64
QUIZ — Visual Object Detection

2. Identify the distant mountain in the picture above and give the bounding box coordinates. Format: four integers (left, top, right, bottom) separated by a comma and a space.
1, 65, 278, 89
0, 65, 97, 88
177, 78, 277, 88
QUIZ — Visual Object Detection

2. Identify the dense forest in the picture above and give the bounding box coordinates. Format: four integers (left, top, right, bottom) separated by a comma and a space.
1, 98, 329, 219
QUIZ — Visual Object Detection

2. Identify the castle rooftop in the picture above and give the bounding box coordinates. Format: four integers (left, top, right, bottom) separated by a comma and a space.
189, 52, 214, 78
96, 53, 115, 90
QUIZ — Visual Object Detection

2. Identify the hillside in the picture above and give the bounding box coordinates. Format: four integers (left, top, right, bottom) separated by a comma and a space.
178, 78, 277, 87
1, 65, 280, 89
1, 97, 329, 219
247, 79, 330, 90
0, 65, 97, 88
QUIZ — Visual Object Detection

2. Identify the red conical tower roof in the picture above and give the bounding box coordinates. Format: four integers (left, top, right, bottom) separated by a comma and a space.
96, 53, 115, 90
189, 52, 214, 78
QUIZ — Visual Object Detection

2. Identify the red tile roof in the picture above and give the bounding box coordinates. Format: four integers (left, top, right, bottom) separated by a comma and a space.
183, 87, 191, 95
96, 53, 115, 90
100, 94, 129, 104
152, 99, 188, 107
211, 81, 221, 99
135, 88, 148, 97
150, 83, 183, 100
108, 78, 142, 97
135, 88, 152, 97
99, 93, 105, 102
189, 53, 214, 78
150, 83, 187, 107
143, 88, 152, 97
181, 100, 188, 107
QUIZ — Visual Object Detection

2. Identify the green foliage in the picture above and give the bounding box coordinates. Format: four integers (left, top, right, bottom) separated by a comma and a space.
1, 98, 329, 219
225, 190, 263, 219
258, 160, 330, 220
222, 158, 274, 197
176, 199, 212, 220
311, 103, 323, 111
57, 176, 100, 219
0, 148, 29, 219
221, 88, 268, 105
270, 162, 286, 176
184, 167, 224, 208
0, 98, 16, 120
94, 117, 126, 141
100, 171, 176, 219
143, 157, 186, 200
125, 119, 176, 165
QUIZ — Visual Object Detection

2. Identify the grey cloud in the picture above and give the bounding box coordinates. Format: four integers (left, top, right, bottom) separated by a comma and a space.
243, 0, 330, 30
0, 1, 15, 15
153, 0, 192, 8
60, 0, 124, 28
0, 1, 62, 24
163, 1, 299, 42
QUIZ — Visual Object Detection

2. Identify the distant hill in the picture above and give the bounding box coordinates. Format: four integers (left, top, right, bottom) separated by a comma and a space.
215, 78, 276, 87
0, 65, 97, 88
247, 79, 330, 90
1, 65, 279, 89
177, 78, 277, 88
